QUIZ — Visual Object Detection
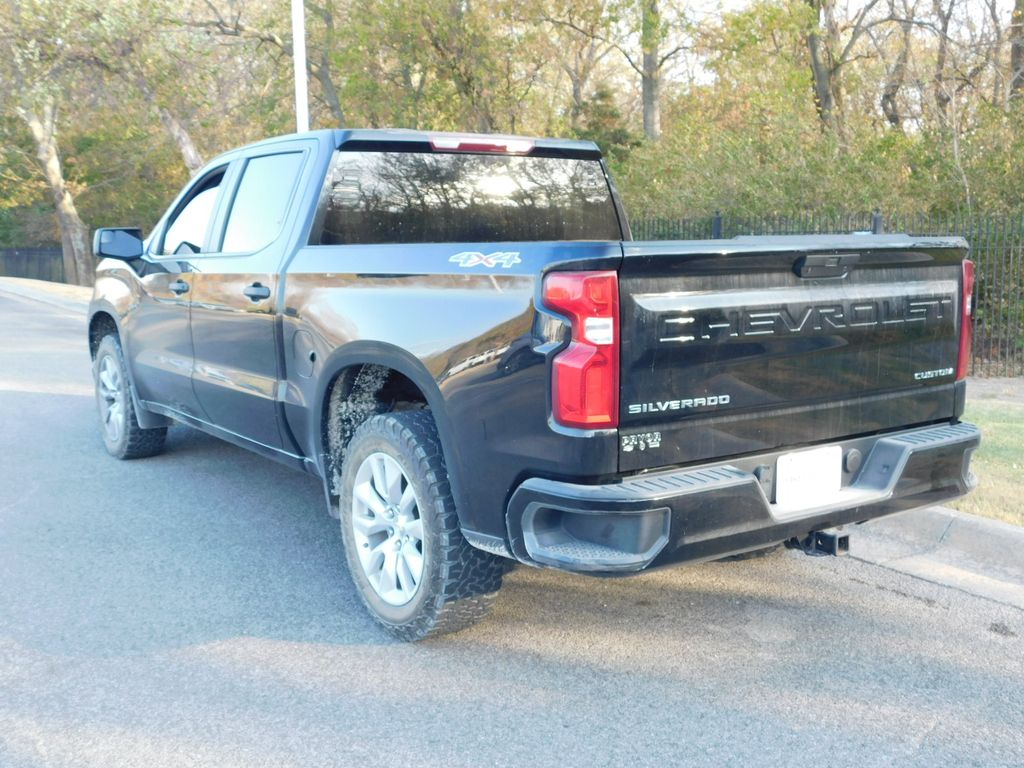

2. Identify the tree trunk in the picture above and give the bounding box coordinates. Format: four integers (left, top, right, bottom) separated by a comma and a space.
933, 0, 954, 117
132, 75, 204, 175
881, 14, 912, 129
1012, 0, 1024, 98
20, 101, 92, 286
807, 27, 835, 127
312, 3, 345, 124
313, 65, 345, 123
805, 0, 841, 133
158, 107, 205, 175
567, 69, 585, 129
640, 0, 661, 140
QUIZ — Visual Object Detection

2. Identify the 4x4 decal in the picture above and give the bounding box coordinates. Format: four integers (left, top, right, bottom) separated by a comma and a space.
449, 251, 521, 269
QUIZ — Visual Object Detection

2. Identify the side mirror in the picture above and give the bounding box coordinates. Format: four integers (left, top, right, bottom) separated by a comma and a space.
93, 228, 144, 260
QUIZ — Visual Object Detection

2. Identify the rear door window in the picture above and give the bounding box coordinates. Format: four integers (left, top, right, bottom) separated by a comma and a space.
311, 151, 622, 245
221, 152, 305, 253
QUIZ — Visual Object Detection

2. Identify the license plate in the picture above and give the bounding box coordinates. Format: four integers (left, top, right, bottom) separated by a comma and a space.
774, 445, 842, 508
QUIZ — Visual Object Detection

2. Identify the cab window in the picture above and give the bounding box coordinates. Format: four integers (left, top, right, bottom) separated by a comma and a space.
160, 169, 226, 256
310, 150, 622, 245
221, 152, 304, 253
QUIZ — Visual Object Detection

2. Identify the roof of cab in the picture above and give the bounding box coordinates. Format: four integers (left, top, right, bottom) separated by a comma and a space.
205, 128, 602, 174
330, 128, 601, 157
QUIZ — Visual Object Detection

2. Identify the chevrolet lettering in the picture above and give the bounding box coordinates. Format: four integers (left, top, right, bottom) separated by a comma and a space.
659, 295, 955, 344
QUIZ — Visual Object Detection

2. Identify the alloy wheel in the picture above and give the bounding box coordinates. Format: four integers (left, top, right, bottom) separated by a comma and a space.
96, 354, 125, 443
350, 452, 425, 606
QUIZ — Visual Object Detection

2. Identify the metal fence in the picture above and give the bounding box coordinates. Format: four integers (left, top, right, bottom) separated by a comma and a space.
0, 248, 64, 283
631, 212, 1024, 378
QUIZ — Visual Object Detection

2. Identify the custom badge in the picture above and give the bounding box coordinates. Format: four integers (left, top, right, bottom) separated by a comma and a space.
449, 251, 522, 269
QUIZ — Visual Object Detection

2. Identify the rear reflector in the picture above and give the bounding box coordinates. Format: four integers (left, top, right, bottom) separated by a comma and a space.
957, 259, 975, 380
429, 136, 534, 154
543, 271, 619, 429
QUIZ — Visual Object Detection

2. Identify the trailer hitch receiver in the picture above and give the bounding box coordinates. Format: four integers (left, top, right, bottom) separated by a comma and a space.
786, 528, 850, 557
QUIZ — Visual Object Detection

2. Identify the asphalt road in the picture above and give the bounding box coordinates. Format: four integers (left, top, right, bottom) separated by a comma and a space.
1, 291, 1022, 768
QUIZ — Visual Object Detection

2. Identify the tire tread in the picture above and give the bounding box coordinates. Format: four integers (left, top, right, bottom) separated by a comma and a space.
345, 411, 504, 641
95, 335, 167, 460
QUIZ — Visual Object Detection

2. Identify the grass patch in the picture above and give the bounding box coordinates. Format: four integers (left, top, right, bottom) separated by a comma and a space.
949, 399, 1024, 527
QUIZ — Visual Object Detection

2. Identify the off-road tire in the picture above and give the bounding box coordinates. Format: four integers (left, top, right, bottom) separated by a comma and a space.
93, 334, 167, 460
338, 411, 504, 641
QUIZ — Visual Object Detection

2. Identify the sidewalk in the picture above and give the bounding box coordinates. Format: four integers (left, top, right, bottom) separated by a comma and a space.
856, 506, 1024, 610
0, 276, 90, 315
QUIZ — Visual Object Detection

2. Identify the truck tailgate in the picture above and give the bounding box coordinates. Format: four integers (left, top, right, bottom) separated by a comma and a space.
618, 235, 968, 472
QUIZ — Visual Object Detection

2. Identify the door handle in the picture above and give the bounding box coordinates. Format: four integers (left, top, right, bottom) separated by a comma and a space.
169, 280, 189, 295
243, 283, 272, 301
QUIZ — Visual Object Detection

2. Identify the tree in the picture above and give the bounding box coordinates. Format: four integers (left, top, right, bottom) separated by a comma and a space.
876, 0, 915, 130
135, 76, 205, 175
537, 0, 687, 141
610, 0, 688, 141
0, 0, 95, 284
535, 0, 616, 130
19, 102, 92, 285
931, 0, 955, 117
572, 85, 640, 162
804, 0, 892, 139
639, 0, 664, 139
196, 0, 346, 124
417, 0, 552, 133
5, 0, 1024, 260
77, 0, 208, 175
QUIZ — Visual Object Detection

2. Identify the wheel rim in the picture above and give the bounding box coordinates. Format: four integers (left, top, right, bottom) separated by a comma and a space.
350, 452, 424, 606
96, 354, 125, 443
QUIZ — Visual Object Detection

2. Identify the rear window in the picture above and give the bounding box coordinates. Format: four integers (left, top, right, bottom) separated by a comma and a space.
311, 150, 621, 245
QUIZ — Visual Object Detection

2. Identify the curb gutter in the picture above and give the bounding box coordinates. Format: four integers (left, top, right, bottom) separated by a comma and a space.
856, 506, 1024, 610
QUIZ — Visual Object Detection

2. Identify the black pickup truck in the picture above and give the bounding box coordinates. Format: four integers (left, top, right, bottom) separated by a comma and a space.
88, 129, 979, 639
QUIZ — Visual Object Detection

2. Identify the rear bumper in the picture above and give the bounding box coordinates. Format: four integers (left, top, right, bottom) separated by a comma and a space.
505, 422, 980, 573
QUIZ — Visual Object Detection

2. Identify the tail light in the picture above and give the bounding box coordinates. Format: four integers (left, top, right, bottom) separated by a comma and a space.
956, 259, 975, 381
542, 271, 619, 429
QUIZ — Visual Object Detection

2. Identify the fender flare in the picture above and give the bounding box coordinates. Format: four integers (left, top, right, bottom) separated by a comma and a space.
87, 299, 123, 352
312, 341, 469, 521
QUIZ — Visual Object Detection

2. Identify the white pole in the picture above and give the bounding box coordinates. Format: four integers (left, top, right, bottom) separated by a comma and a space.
291, 0, 309, 133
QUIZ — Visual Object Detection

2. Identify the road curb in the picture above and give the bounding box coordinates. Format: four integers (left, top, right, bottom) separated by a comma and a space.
856, 506, 1024, 609
0, 277, 90, 316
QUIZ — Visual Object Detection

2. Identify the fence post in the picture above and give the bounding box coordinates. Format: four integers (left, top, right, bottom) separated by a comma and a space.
872, 210, 884, 234
712, 211, 723, 239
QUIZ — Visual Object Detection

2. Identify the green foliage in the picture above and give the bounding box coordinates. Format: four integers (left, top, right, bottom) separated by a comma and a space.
1, 0, 1023, 248
614, 0, 1023, 220
572, 86, 640, 163
66, 118, 189, 237
950, 399, 1024, 526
